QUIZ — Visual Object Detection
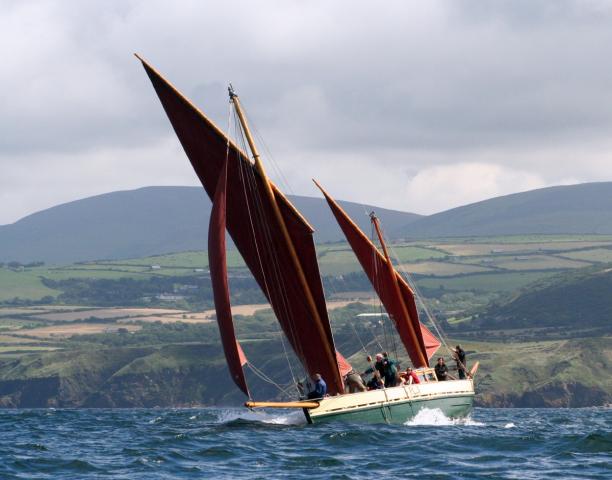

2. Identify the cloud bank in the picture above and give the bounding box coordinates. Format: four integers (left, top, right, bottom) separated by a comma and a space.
2, 0, 612, 223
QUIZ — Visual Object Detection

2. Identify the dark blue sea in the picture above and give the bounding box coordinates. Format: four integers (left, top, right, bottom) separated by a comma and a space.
0, 407, 610, 479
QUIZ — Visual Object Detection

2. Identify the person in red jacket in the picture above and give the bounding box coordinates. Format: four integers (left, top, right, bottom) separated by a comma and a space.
406, 367, 420, 384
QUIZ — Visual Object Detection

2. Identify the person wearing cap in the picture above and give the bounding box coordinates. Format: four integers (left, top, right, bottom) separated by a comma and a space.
307, 373, 327, 399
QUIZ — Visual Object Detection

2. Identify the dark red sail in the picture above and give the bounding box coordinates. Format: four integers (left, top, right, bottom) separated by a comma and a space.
137, 56, 343, 394
208, 159, 249, 396
397, 280, 441, 361
315, 181, 440, 367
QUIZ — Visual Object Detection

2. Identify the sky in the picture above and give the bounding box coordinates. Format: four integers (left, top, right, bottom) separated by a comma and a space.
2, 0, 612, 225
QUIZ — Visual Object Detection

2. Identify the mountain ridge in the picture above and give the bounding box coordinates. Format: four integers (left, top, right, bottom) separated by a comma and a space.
399, 181, 612, 237
3, 181, 612, 264
0, 186, 420, 264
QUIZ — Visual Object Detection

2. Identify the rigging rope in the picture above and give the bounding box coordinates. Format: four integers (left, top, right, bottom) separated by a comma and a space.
242, 102, 295, 197
246, 363, 297, 399
230, 101, 305, 394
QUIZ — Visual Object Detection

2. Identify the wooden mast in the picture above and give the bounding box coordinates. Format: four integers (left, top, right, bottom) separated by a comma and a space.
370, 213, 428, 367
228, 86, 341, 390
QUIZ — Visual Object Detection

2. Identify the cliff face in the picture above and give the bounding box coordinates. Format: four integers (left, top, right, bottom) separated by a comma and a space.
1, 337, 610, 409
2, 374, 610, 409
0, 344, 252, 408
0, 377, 61, 408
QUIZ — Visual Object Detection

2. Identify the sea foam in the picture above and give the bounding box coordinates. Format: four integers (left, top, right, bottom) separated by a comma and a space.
405, 408, 485, 426
215, 408, 306, 425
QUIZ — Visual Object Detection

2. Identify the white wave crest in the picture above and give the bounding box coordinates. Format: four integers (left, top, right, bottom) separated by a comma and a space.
215, 408, 306, 425
504, 422, 516, 429
405, 408, 485, 426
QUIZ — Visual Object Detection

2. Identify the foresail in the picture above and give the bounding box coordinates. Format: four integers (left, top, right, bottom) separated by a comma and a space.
421, 324, 441, 360
397, 280, 441, 360
208, 159, 249, 396
137, 56, 343, 394
315, 181, 438, 368
335, 351, 353, 378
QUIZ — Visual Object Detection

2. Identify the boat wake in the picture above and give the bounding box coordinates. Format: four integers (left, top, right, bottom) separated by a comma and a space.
214, 408, 306, 426
405, 408, 485, 427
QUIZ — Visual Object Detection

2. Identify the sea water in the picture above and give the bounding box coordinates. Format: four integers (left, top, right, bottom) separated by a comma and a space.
0, 407, 609, 479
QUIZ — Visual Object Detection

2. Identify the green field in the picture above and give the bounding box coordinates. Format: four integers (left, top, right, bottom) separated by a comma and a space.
0, 269, 59, 301
385, 244, 448, 262
3, 235, 612, 307
425, 234, 612, 244
416, 271, 558, 292
399, 261, 493, 276
488, 255, 591, 271
97, 250, 244, 269
558, 247, 612, 263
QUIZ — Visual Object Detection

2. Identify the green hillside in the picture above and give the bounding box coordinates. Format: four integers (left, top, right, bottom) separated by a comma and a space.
4, 234, 612, 314
400, 182, 612, 237
0, 303, 609, 408
479, 265, 612, 330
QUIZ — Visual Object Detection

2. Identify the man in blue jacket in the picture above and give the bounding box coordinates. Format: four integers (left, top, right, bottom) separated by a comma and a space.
307, 373, 327, 399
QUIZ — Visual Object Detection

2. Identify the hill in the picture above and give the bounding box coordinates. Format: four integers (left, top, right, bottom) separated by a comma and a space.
399, 182, 612, 238
4, 181, 612, 265
479, 265, 612, 331
0, 186, 420, 264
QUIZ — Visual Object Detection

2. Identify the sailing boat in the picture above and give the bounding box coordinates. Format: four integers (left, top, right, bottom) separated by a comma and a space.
136, 55, 477, 424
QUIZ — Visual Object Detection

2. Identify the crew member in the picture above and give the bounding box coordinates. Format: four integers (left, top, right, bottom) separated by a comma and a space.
435, 357, 449, 381
344, 369, 367, 393
405, 367, 420, 384
454, 345, 467, 379
366, 371, 384, 390
382, 352, 399, 387
363, 353, 386, 379
307, 373, 327, 399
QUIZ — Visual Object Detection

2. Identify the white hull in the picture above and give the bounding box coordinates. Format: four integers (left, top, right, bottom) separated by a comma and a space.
305, 379, 475, 424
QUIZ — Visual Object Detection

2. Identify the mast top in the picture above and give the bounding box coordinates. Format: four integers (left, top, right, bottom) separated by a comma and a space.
228, 83, 238, 100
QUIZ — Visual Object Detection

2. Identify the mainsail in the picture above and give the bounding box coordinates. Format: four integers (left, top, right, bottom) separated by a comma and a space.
137, 56, 343, 394
314, 181, 440, 368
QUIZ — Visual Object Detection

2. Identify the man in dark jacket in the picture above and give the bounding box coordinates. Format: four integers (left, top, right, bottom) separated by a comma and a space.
382, 352, 399, 387
363, 353, 386, 378
307, 373, 327, 399
366, 371, 384, 390
454, 345, 467, 379
435, 357, 449, 381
